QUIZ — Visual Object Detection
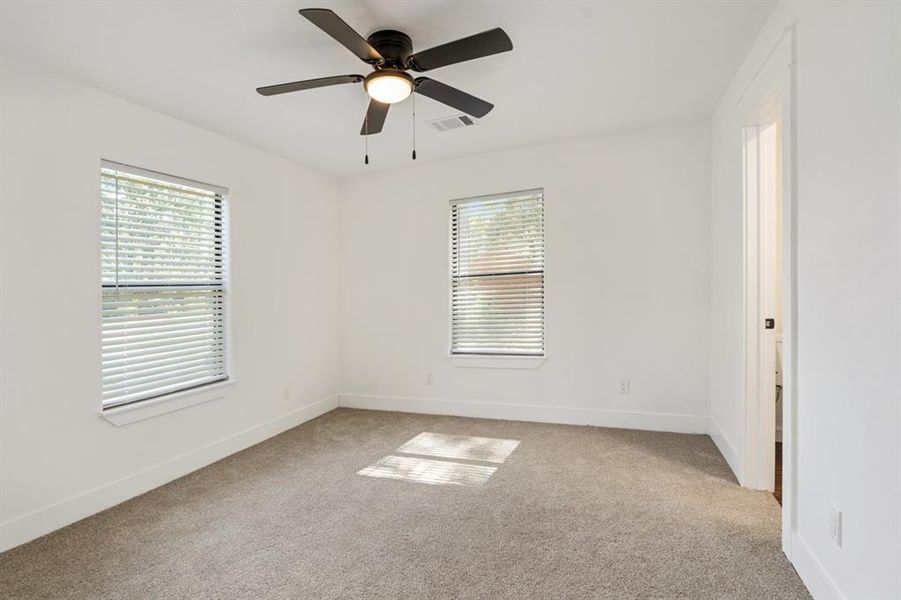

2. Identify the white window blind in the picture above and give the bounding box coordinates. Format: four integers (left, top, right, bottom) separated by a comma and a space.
101, 161, 228, 409
450, 189, 545, 356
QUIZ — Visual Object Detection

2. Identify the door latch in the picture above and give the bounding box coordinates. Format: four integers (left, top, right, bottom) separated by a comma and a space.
764, 318, 775, 330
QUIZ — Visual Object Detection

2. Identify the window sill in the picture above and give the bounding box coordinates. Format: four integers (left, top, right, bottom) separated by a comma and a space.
100, 379, 236, 426
447, 355, 546, 370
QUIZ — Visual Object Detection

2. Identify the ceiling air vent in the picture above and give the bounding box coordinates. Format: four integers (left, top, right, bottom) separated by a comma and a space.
428, 114, 477, 132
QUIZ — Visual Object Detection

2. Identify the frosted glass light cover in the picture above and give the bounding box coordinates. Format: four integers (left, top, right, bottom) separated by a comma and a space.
365, 73, 413, 104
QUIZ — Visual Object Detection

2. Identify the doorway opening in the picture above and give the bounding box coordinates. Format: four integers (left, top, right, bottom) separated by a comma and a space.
737, 23, 796, 558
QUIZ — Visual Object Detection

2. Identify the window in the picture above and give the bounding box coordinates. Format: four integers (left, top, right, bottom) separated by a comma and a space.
101, 161, 228, 409
450, 189, 545, 357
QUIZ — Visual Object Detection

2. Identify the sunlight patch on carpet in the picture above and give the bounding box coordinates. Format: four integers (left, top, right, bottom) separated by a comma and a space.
357, 455, 496, 486
358, 432, 520, 486
396, 432, 520, 464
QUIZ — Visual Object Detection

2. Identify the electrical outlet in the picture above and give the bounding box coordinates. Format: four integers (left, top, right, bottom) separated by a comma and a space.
282, 386, 291, 400
619, 378, 631, 394
425, 373, 433, 386
829, 505, 842, 547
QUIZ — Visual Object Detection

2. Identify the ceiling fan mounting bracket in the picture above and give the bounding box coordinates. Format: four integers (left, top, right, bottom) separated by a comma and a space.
366, 30, 413, 69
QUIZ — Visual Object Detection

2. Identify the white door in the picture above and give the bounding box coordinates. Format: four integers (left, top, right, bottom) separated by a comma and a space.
742, 121, 779, 492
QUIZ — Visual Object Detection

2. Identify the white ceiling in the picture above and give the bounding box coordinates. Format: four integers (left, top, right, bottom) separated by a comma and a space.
0, 0, 773, 176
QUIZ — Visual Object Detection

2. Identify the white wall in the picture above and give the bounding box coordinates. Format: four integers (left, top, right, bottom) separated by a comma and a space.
338, 122, 711, 433
709, 2, 901, 598
0, 58, 341, 550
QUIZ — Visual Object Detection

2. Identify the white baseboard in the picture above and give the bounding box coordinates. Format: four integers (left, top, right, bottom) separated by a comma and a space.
338, 393, 708, 434
790, 533, 847, 600
707, 416, 742, 482
0, 394, 338, 553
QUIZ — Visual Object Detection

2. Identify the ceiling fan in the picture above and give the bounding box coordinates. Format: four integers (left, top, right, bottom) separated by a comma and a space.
256, 8, 513, 137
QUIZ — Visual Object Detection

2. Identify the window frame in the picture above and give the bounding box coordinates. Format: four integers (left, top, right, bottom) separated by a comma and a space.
99, 160, 233, 419
447, 189, 546, 369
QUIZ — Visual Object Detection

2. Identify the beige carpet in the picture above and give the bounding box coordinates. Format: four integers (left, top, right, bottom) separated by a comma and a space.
0, 408, 809, 599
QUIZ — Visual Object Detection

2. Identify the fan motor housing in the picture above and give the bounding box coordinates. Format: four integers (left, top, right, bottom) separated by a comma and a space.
367, 30, 413, 68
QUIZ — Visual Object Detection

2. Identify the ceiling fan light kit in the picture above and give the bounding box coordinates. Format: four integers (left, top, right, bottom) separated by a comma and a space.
256, 8, 513, 164
364, 70, 414, 104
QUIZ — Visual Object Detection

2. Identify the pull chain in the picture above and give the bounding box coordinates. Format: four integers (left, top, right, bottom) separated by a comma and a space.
364, 103, 370, 165
411, 93, 417, 160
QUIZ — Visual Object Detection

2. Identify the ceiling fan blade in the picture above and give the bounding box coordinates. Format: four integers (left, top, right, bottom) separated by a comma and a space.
414, 77, 493, 118
360, 100, 390, 135
299, 8, 383, 64
256, 74, 363, 96
407, 28, 512, 72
